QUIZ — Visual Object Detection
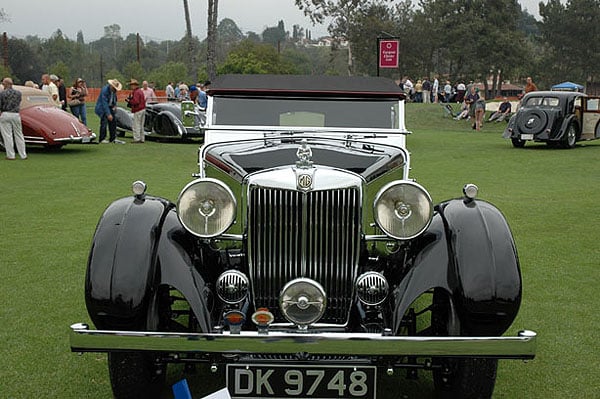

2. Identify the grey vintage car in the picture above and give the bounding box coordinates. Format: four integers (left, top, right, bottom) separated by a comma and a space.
71, 75, 535, 399
504, 90, 600, 148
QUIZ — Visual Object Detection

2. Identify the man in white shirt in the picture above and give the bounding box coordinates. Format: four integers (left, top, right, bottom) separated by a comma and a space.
41, 74, 61, 107
432, 76, 439, 103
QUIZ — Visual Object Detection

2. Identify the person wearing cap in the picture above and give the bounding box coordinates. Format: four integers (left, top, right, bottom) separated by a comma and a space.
95, 78, 123, 144
0, 77, 27, 160
68, 78, 88, 125
41, 74, 61, 107
126, 79, 146, 143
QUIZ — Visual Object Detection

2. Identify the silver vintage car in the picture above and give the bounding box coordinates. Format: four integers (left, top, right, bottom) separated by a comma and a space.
71, 75, 536, 399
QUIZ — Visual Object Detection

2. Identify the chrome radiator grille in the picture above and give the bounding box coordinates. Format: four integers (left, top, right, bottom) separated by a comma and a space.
248, 186, 361, 324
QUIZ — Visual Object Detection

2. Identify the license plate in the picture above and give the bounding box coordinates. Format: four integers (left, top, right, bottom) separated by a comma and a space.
226, 363, 377, 399
521, 134, 534, 140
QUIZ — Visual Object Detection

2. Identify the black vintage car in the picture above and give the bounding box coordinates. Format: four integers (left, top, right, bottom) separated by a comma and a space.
115, 100, 205, 140
71, 75, 536, 399
504, 90, 600, 148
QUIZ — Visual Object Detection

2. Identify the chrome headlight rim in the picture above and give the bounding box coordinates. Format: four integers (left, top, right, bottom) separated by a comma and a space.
176, 178, 236, 238
373, 180, 433, 240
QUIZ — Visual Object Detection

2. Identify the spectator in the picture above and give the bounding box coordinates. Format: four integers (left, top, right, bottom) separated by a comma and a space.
464, 86, 479, 121
525, 76, 538, 93
0, 77, 27, 160
95, 79, 123, 144
166, 81, 175, 100
24, 80, 35, 88
474, 90, 486, 131
178, 84, 190, 101
488, 97, 512, 122
141, 80, 157, 103
41, 74, 61, 107
414, 79, 423, 103
68, 78, 88, 125
126, 79, 146, 143
455, 81, 466, 103
198, 81, 210, 110
189, 85, 199, 104
432, 76, 439, 103
443, 80, 452, 103
57, 76, 67, 111
454, 101, 470, 120
422, 78, 432, 104
403, 77, 414, 100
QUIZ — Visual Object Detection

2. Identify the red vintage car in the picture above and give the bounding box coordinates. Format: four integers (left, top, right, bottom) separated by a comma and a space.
5, 85, 95, 148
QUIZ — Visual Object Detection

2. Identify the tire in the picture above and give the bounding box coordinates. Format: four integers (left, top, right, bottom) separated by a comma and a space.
516, 109, 548, 134
561, 123, 577, 149
511, 137, 526, 148
108, 352, 166, 399
431, 289, 498, 399
107, 290, 167, 399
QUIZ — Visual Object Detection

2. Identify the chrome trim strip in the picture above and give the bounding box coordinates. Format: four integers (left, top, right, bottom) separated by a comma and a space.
69, 324, 536, 359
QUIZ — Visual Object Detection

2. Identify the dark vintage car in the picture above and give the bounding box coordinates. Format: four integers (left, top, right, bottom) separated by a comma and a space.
70, 75, 536, 399
504, 90, 600, 148
115, 100, 205, 140
0, 85, 95, 148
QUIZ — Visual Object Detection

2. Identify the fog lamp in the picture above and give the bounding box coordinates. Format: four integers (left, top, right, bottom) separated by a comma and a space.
280, 278, 326, 326
177, 178, 236, 238
216, 270, 249, 304
356, 272, 389, 306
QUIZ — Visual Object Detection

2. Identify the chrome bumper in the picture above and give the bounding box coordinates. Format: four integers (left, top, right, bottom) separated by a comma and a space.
70, 323, 536, 359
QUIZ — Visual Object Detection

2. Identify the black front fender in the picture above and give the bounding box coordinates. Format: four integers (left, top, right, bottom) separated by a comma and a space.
85, 196, 172, 330
393, 199, 522, 336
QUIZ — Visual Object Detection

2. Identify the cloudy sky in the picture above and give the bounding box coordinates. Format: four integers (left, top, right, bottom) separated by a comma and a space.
1, 0, 545, 42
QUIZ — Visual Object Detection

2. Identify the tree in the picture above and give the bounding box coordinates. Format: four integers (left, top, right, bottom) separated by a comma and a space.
0, 8, 10, 23
217, 40, 298, 75
103, 24, 122, 40
182, 0, 197, 81
207, 0, 219, 80
539, 0, 600, 86
415, 0, 527, 98
5, 38, 44, 83
294, 0, 394, 75
262, 20, 287, 48
146, 61, 190, 90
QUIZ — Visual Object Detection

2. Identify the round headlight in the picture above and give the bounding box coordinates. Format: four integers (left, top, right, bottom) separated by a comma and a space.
374, 181, 433, 240
177, 178, 236, 238
280, 278, 326, 326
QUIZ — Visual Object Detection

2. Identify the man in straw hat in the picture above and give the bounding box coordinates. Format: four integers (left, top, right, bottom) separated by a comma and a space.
95, 78, 124, 144
126, 79, 146, 143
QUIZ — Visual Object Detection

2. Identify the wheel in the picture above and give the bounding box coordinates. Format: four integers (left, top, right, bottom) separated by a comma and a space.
511, 137, 526, 148
108, 352, 166, 399
561, 123, 577, 149
431, 289, 498, 399
516, 109, 548, 135
107, 289, 168, 399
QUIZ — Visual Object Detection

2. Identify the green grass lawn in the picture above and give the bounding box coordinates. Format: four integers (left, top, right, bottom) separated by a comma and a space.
1, 103, 598, 398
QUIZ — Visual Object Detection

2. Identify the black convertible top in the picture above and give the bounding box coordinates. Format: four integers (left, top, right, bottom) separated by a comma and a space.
208, 74, 405, 99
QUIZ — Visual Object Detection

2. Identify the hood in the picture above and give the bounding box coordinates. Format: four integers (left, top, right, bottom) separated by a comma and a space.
203, 137, 406, 183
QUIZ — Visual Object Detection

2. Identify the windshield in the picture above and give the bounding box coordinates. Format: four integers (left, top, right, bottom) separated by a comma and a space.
211, 97, 400, 129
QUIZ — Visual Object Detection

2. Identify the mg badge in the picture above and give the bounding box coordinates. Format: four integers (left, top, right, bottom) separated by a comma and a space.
298, 173, 313, 190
